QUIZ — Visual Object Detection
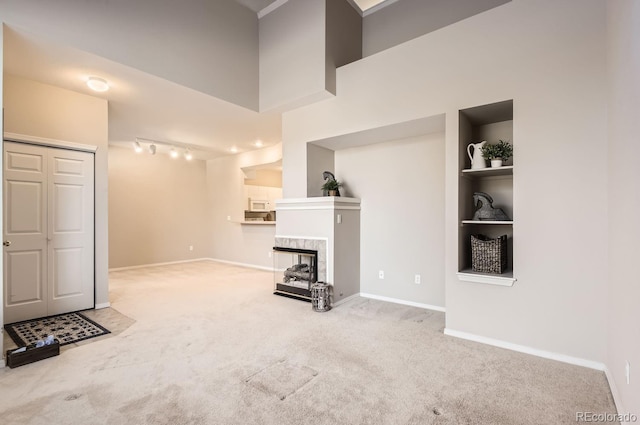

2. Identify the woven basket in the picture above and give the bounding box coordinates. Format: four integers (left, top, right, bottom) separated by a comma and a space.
471, 234, 507, 274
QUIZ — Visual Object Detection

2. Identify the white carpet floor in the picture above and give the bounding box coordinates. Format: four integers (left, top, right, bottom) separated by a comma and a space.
0, 260, 617, 424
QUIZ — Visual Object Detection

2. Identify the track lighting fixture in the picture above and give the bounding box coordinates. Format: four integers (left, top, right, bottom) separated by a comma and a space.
170, 147, 179, 159
149, 144, 157, 155
185, 149, 193, 161
132, 138, 198, 161
134, 140, 143, 153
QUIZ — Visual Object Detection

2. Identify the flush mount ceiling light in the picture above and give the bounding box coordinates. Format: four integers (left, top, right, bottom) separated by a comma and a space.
133, 140, 143, 153
230, 146, 238, 153
255, 140, 263, 148
87, 76, 109, 92
170, 147, 179, 159
184, 149, 193, 161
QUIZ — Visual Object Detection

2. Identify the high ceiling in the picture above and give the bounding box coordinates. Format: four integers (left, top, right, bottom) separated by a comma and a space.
3, 27, 281, 159
2, 0, 396, 159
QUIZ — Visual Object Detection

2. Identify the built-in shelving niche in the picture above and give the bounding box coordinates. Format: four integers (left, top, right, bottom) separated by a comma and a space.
457, 100, 515, 286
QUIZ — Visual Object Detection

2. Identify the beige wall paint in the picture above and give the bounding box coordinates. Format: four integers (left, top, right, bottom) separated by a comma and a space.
108, 146, 212, 269
606, 0, 640, 416
335, 134, 445, 307
244, 169, 282, 188
0, 25, 4, 362
208, 144, 282, 268
283, 0, 608, 363
3, 74, 109, 309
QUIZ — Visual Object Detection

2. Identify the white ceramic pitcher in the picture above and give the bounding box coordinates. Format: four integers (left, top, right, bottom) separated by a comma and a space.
467, 141, 487, 169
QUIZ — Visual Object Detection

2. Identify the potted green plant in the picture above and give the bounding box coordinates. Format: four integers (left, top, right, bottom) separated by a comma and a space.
482, 140, 513, 168
321, 179, 343, 196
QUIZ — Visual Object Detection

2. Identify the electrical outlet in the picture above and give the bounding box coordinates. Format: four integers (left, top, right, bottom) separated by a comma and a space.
337, 214, 342, 224
189, 245, 194, 251
626, 361, 631, 385
379, 270, 384, 279
414, 274, 421, 284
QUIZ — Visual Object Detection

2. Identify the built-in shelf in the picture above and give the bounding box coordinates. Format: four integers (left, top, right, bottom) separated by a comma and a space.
456, 269, 516, 287
461, 166, 513, 178
239, 221, 276, 225
461, 220, 513, 225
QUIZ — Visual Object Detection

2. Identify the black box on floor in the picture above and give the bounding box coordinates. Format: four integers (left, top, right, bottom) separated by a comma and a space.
6, 341, 60, 368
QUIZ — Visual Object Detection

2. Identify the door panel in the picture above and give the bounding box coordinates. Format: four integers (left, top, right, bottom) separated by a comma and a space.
3, 142, 48, 323
6, 250, 44, 304
47, 147, 94, 315
52, 247, 83, 297
3, 142, 95, 323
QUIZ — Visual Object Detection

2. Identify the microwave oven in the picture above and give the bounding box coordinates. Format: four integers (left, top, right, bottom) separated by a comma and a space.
249, 198, 271, 212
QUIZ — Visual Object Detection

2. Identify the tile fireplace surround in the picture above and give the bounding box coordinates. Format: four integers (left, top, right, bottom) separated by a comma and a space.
274, 237, 327, 282
275, 197, 361, 306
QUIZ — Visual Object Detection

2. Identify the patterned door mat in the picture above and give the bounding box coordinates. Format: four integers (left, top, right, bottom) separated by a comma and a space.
4, 311, 110, 347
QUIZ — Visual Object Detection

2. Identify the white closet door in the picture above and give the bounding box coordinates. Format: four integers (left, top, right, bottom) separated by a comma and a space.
3, 142, 49, 323
3, 142, 95, 323
47, 147, 94, 316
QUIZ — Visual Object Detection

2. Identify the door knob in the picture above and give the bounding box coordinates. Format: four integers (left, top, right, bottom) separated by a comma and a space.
3, 241, 11, 247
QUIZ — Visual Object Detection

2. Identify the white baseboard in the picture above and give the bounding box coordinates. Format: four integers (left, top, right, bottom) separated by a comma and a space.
360, 292, 446, 313
109, 258, 211, 272
604, 366, 632, 423
207, 258, 273, 272
332, 292, 361, 307
444, 328, 605, 371
95, 302, 111, 309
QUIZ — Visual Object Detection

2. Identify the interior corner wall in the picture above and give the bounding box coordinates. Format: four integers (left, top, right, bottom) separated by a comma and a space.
0, 24, 5, 363
335, 134, 445, 307
283, 0, 608, 363
307, 144, 335, 197
606, 0, 640, 416
362, 0, 510, 56
2, 0, 259, 110
107, 146, 211, 269
325, 0, 362, 95
207, 144, 282, 269
2, 74, 110, 308
259, 0, 328, 112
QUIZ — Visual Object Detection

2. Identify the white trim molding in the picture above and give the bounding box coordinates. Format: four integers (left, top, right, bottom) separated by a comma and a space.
95, 302, 111, 309
443, 328, 606, 371
276, 197, 361, 211
604, 366, 630, 424
4, 132, 98, 153
360, 293, 446, 313
332, 292, 361, 307
207, 258, 273, 272
109, 258, 213, 272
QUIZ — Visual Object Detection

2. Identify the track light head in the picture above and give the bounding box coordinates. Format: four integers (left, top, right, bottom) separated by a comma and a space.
149, 144, 156, 155
185, 149, 193, 161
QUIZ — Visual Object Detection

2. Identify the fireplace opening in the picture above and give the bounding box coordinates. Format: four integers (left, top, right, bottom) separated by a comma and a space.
273, 247, 318, 301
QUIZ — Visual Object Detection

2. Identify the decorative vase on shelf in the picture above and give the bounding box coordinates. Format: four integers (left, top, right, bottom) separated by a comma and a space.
467, 141, 488, 169
490, 159, 503, 168
328, 190, 337, 196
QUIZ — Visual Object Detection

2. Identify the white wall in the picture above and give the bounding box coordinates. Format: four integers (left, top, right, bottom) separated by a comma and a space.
283, 0, 608, 363
2, 0, 259, 110
108, 146, 212, 269
3, 74, 110, 309
335, 134, 445, 307
207, 144, 282, 268
606, 0, 640, 416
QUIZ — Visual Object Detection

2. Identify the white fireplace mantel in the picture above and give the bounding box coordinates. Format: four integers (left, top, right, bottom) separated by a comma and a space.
275, 197, 361, 306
